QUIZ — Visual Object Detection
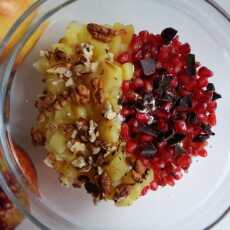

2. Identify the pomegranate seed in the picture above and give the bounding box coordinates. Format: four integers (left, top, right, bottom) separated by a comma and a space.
208, 113, 216, 126
139, 30, 150, 43
175, 120, 187, 133
198, 66, 213, 78
140, 133, 153, 142
197, 148, 208, 157
198, 77, 208, 88
150, 181, 158, 191
134, 65, 143, 78
136, 113, 149, 124
143, 80, 153, 92
121, 107, 135, 117
117, 52, 130, 64
130, 35, 143, 52
121, 123, 130, 140
166, 175, 175, 186
141, 186, 150, 196
179, 43, 191, 55
133, 49, 143, 61
133, 78, 144, 90
122, 81, 130, 93
126, 140, 138, 154
173, 171, 183, 180
207, 101, 217, 113
176, 155, 192, 170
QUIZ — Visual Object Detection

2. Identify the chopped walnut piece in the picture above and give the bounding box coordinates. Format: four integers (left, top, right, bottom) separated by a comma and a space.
35, 94, 56, 111
131, 170, 142, 182
91, 78, 102, 89
47, 66, 72, 78
87, 23, 116, 42
135, 160, 146, 176
114, 184, 131, 201
72, 84, 90, 104
88, 120, 99, 143
100, 172, 112, 195
67, 141, 87, 154
103, 102, 117, 120
91, 146, 101, 155
31, 128, 45, 145
72, 156, 87, 168
95, 89, 105, 104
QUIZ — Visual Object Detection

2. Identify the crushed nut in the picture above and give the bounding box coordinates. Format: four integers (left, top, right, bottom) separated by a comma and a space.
100, 172, 112, 195
131, 170, 142, 182
91, 78, 102, 89
97, 166, 103, 175
103, 102, 117, 120
88, 120, 99, 143
95, 89, 105, 104
114, 184, 131, 201
68, 141, 87, 154
91, 146, 101, 155
72, 156, 87, 168
47, 66, 72, 78
71, 130, 78, 139
35, 94, 56, 111
65, 78, 74, 87
74, 63, 91, 76
31, 128, 45, 145
135, 160, 146, 176
87, 23, 116, 42
72, 84, 90, 104
40, 50, 50, 58
88, 156, 93, 165
81, 43, 94, 61
53, 49, 69, 62
59, 176, 72, 188
44, 156, 54, 168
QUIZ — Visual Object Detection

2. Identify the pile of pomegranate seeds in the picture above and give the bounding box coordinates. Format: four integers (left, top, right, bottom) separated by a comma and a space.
117, 28, 221, 193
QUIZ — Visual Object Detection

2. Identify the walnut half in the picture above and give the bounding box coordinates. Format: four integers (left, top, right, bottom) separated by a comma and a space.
87, 23, 116, 42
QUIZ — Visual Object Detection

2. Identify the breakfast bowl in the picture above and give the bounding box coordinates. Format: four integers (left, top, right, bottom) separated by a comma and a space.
0, 0, 230, 229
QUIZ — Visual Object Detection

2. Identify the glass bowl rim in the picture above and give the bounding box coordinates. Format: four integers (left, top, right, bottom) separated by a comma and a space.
0, 0, 229, 229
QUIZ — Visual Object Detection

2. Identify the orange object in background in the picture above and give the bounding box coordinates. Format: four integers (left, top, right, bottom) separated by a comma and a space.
0, 0, 48, 66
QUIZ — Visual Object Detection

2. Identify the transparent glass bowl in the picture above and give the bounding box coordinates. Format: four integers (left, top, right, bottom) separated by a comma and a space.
0, 0, 230, 229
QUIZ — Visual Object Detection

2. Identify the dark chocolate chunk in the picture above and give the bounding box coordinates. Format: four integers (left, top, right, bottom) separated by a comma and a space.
176, 95, 192, 109
201, 123, 215, 136
85, 182, 101, 195
187, 111, 197, 123
140, 58, 156, 76
160, 91, 174, 102
139, 126, 162, 137
175, 144, 185, 154
212, 92, 222, 101
161, 27, 178, 44
187, 54, 196, 76
167, 133, 186, 145
193, 134, 209, 142
140, 144, 157, 159
206, 83, 215, 91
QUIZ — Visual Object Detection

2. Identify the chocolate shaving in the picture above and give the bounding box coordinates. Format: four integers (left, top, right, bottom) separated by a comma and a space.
187, 54, 196, 76
161, 27, 178, 44
176, 95, 192, 110
167, 133, 186, 145
187, 111, 197, 124
139, 126, 162, 138
140, 58, 156, 76
193, 134, 209, 142
175, 144, 185, 154
212, 92, 222, 101
140, 144, 157, 159
206, 83, 215, 91
201, 123, 215, 136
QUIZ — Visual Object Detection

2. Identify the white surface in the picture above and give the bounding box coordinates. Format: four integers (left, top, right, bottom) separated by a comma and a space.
15, 0, 230, 229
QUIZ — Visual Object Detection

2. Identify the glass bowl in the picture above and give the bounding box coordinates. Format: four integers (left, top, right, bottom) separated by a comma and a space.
0, 0, 230, 229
